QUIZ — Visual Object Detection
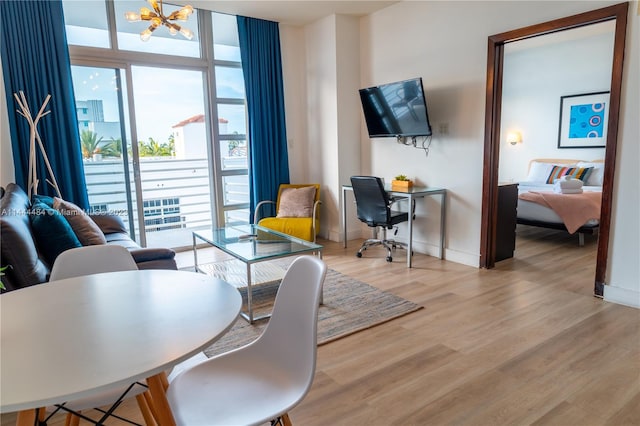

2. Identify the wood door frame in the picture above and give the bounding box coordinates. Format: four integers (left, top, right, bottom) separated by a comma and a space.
479, 2, 629, 297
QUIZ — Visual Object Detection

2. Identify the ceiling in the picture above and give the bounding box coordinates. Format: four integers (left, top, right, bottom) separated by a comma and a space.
186, 1, 399, 26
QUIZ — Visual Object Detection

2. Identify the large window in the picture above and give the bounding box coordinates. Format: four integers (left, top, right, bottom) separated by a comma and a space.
63, 1, 249, 249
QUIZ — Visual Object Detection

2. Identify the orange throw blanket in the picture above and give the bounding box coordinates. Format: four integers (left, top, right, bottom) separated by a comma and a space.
518, 191, 601, 234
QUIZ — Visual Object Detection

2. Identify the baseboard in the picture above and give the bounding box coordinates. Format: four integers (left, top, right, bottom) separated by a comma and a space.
326, 229, 361, 242
603, 285, 640, 309
326, 229, 479, 267
442, 248, 479, 267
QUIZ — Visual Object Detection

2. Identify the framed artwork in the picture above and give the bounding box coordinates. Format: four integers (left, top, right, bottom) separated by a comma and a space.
557, 91, 609, 149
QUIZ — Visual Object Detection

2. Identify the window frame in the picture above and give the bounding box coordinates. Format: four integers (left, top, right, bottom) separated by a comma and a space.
65, 1, 250, 244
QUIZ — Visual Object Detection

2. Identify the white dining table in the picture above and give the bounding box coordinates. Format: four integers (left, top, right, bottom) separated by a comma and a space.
0, 269, 242, 426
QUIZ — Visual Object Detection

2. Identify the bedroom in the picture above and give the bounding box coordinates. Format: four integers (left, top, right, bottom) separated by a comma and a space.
496, 20, 614, 277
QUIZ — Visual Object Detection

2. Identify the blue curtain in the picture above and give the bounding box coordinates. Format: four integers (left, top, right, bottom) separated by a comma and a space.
237, 16, 290, 217
0, 0, 89, 209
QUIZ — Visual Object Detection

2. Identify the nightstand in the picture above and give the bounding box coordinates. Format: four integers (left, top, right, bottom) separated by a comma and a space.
496, 183, 519, 261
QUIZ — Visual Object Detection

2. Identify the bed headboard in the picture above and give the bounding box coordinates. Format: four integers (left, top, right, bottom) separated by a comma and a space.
527, 158, 604, 173
526, 158, 605, 186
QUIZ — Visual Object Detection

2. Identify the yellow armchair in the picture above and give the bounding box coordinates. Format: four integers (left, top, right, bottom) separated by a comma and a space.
254, 184, 321, 242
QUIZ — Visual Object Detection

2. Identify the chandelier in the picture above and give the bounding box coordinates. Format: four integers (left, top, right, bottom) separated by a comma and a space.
125, 0, 194, 42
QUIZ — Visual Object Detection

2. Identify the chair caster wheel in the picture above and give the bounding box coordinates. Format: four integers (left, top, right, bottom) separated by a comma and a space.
386, 256, 392, 262
356, 252, 362, 258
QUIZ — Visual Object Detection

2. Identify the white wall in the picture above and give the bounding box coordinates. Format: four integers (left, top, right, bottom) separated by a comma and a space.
361, 0, 639, 302
280, 24, 308, 184
281, 15, 362, 241
360, 1, 498, 265
280, 0, 639, 306
0, 59, 15, 186
605, 3, 640, 308
334, 15, 362, 242
302, 15, 339, 240
173, 123, 207, 159
499, 24, 613, 182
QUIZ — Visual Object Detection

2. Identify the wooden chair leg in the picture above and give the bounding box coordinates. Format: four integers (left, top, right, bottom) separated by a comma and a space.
69, 413, 80, 426
144, 389, 160, 423
160, 373, 169, 391
136, 393, 157, 426
282, 413, 293, 426
16, 409, 36, 426
146, 373, 176, 426
64, 412, 81, 426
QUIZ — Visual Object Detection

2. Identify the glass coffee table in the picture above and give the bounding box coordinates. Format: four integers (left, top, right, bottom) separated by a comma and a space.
192, 224, 323, 323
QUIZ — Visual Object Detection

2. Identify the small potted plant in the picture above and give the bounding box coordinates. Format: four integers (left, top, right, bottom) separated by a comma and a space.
392, 174, 413, 190
92, 147, 103, 162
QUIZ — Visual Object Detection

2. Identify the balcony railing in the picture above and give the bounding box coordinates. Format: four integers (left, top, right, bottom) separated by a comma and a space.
83, 157, 249, 248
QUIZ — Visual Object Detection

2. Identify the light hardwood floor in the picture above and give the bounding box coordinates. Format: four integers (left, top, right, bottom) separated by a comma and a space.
2, 225, 639, 425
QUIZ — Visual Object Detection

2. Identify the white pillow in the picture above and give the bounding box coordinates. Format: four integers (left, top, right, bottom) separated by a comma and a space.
525, 161, 554, 182
576, 161, 604, 186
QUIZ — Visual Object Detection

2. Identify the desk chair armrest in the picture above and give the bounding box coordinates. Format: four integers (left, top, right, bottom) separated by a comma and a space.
389, 197, 407, 211
389, 197, 416, 217
253, 200, 276, 224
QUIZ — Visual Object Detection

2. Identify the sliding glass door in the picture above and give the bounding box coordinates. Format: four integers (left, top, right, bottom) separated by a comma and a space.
65, 2, 250, 249
71, 65, 140, 238
130, 66, 213, 248
71, 64, 216, 248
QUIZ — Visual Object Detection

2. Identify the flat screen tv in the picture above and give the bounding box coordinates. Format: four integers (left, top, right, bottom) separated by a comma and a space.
359, 77, 432, 138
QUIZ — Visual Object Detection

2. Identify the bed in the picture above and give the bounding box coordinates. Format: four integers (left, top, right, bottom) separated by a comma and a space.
516, 158, 604, 245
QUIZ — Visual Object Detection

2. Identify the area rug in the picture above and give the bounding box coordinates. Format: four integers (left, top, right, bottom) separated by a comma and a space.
202, 266, 423, 358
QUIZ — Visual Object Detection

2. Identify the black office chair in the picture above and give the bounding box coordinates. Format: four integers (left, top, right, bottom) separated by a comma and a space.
350, 176, 409, 262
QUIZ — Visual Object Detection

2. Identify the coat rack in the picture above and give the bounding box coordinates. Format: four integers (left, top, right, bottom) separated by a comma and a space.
14, 91, 62, 199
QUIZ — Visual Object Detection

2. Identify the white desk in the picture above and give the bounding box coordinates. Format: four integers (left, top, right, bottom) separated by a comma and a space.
0, 270, 241, 426
342, 185, 446, 267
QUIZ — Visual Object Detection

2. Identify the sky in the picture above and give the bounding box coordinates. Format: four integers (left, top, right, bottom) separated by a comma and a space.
66, 5, 246, 145
72, 62, 246, 144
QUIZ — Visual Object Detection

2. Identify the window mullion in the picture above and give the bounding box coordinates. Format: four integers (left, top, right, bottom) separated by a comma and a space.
105, 0, 118, 50
68, 46, 208, 70
200, 11, 225, 227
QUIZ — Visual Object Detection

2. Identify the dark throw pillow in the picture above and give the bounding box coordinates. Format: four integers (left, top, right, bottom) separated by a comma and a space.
53, 197, 107, 246
31, 194, 54, 207
29, 201, 82, 266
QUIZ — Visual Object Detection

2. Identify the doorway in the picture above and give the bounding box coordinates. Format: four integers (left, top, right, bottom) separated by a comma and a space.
479, 2, 629, 296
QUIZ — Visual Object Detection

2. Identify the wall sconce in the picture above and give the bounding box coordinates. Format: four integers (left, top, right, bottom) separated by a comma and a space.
506, 131, 522, 146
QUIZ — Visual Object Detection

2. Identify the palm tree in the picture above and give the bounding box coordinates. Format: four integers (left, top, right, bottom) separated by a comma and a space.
80, 130, 103, 159
100, 138, 123, 158
138, 137, 174, 157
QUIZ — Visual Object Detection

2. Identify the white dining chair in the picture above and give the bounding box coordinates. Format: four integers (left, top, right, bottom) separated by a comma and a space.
47, 245, 157, 425
167, 255, 328, 426
49, 244, 138, 281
